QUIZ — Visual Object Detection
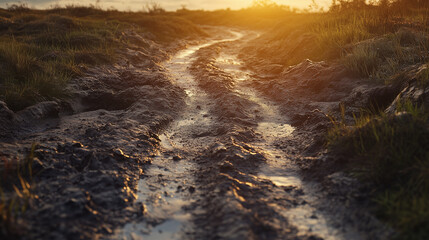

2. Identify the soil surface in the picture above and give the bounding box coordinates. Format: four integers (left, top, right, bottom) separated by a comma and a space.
0, 28, 397, 239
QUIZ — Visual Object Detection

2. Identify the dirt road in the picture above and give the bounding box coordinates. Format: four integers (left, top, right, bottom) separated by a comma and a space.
0, 29, 392, 240
110, 30, 392, 240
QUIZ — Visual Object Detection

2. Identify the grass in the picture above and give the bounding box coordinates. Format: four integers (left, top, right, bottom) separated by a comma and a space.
0, 10, 120, 111
314, 6, 428, 78
311, 12, 373, 55
342, 43, 378, 77
0, 39, 74, 110
240, 10, 378, 68
327, 101, 429, 239
242, 4, 428, 72
0, 5, 206, 111
0, 143, 37, 238
342, 28, 429, 79
307, 5, 429, 239
319, 5, 429, 238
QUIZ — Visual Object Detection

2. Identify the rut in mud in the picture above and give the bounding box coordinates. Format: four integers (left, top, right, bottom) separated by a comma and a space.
111, 31, 391, 239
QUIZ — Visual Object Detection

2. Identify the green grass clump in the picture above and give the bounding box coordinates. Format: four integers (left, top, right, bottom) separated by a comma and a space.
0, 39, 73, 110
328, 102, 429, 239
343, 43, 378, 77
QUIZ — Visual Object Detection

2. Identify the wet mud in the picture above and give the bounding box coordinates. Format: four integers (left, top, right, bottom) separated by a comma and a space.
0, 27, 396, 239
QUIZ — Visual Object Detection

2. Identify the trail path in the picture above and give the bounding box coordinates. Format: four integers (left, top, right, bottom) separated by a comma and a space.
110, 30, 374, 240
0, 26, 394, 240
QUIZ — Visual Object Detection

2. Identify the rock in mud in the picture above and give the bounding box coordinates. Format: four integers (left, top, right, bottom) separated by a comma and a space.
383, 64, 429, 114
386, 85, 428, 114
16, 101, 60, 121
366, 85, 403, 110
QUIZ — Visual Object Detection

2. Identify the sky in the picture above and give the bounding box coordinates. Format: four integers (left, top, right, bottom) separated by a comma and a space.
0, 0, 331, 11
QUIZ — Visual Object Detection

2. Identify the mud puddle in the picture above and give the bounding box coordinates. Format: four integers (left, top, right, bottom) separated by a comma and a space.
111, 133, 195, 240
215, 52, 355, 239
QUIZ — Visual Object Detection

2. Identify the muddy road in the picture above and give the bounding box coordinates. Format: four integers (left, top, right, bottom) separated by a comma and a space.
109, 30, 391, 239
0, 28, 392, 240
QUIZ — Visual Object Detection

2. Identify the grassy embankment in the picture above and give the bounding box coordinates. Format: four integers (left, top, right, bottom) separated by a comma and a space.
241, 2, 428, 239
324, 6, 429, 240
0, 5, 205, 111
328, 100, 429, 239
243, 5, 428, 71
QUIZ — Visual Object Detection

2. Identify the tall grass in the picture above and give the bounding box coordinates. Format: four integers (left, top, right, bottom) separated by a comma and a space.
320, 5, 429, 239
0, 39, 73, 110
343, 44, 378, 77
312, 12, 373, 54
328, 102, 429, 239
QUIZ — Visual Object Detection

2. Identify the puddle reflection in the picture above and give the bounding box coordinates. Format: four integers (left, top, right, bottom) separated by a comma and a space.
257, 122, 294, 139
213, 47, 344, 240
259, 174, 302, 187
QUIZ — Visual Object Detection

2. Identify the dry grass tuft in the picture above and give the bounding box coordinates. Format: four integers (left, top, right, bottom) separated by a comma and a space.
0, 143, 37, 238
